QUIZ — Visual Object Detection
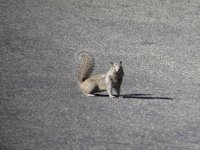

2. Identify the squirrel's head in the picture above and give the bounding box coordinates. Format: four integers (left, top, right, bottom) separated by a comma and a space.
110, 61, 123, 72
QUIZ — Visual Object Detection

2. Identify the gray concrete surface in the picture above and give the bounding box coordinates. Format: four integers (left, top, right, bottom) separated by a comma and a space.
1, 0, 200, 149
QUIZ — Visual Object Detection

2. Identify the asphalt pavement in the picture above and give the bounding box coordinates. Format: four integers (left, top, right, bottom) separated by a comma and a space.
1, 0, 200, 150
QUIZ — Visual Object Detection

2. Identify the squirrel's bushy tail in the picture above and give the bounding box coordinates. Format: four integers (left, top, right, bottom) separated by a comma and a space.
78, 51, 94, 83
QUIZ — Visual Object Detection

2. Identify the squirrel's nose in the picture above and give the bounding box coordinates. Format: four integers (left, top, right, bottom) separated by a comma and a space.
115, 67, 120, 72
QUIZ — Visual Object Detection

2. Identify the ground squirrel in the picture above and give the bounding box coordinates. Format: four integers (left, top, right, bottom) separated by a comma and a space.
78, 52, 124, 98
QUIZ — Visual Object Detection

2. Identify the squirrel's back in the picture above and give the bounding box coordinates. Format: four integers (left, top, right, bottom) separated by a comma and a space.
78, 52, 94, 83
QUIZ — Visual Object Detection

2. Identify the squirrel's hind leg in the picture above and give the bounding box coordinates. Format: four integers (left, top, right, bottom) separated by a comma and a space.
85, 94, 95, 97
81, 81, 98, 97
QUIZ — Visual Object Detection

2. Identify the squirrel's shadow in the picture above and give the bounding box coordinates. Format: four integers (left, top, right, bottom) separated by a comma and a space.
95, 93, 173, 100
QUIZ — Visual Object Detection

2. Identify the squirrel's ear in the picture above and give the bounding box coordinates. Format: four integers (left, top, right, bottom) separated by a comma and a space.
120, 60, 123, 65
110, 62, 114, 66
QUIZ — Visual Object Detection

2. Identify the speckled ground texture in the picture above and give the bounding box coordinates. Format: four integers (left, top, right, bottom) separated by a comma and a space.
1, 0, 200, 150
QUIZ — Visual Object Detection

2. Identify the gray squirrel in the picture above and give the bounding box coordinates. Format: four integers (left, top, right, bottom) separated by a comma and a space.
78, 52, 124, 98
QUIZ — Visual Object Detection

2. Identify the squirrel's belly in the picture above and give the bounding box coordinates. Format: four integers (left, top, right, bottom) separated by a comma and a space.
98, 84, 107, 92
97, 76, 107, 92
